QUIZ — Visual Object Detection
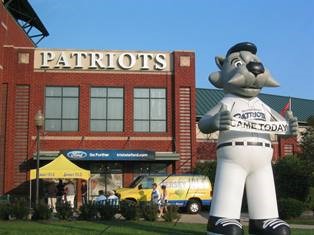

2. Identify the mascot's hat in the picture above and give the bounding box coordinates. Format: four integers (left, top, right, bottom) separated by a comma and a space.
226, 42, 257, 57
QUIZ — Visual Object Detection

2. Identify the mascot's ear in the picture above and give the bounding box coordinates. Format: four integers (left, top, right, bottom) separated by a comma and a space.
215, 56, 225, 70
209, 71, 223, 88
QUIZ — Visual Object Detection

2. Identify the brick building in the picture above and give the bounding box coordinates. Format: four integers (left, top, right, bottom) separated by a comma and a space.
0, 1, 196, 197
1, 1, 314, 200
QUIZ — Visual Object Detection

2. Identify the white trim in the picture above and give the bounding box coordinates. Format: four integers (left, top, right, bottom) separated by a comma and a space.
31, 136, 173, 141
33, 69, 173, 75
1, 21, 7, 30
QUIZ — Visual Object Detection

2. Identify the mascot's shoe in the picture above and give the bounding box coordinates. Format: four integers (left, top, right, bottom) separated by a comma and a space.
249, 218, 290, 235
207, 216, 244, 235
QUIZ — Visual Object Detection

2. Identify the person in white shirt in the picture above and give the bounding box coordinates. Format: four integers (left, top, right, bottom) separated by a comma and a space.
107, 190, 119, 206
64, 180, 75, 208
151, 183, 160, 205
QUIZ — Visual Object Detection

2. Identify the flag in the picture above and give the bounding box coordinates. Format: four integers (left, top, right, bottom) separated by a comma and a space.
280, 97, 291, 117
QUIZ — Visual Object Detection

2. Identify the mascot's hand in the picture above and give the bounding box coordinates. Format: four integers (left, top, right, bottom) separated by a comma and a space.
216, 104, 232, 131
286, 110, 298, 136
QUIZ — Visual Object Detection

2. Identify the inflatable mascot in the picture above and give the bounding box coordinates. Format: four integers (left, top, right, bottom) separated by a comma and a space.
199, 42, 298, 235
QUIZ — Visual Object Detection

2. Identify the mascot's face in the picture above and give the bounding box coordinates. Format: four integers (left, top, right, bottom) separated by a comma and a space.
209, 42, 279, 98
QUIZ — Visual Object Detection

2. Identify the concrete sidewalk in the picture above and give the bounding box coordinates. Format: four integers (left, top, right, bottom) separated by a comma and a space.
177, 211, 314, 230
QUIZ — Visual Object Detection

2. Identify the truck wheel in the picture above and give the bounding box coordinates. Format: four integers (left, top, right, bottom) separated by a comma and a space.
187, 199, 201, 214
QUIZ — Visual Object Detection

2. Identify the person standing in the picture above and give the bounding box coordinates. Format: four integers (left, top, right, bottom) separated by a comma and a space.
47, 181, 57, 212
159, 185, 168, 217
56, 179, 64, 204
151, 183, 161, 216
64, 180, 75, 208
81, 180, 88, 205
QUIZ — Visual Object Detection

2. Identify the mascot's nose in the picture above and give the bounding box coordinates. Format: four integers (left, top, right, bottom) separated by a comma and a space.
246, 62, 265, 76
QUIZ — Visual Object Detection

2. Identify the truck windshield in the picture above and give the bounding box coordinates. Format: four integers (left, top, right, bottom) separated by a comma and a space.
129, 176, 144, 188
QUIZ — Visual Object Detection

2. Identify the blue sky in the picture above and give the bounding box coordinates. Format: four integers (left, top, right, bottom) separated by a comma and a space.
29, 0, 314, 100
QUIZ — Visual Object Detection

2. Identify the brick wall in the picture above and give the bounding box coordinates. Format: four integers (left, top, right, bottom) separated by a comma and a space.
0, 48, 196, 193
0, 84, 7, 194
172, 52, 196, 173
13, 85, 30, 192
0, 4, 34, 49
0, 3, 34, 194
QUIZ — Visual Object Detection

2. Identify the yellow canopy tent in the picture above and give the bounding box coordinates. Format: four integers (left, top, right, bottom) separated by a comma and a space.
29, 154, 90, 208
30, 154, 90, 180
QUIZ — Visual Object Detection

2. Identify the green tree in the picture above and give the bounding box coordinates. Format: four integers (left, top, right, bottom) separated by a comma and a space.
299, 116, 314, 162
273, 155, 312, 201
193, 161, 217, 185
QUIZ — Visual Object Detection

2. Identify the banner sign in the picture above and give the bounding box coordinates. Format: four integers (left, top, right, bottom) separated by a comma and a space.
34, 49, 171, 72
61, 149, 155, 161
230, 118, 289, 135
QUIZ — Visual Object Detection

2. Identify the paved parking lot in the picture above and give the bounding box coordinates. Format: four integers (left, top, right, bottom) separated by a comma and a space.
178, 211, 208, 224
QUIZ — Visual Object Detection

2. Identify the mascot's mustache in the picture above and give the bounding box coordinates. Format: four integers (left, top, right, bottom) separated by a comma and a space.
227, 72, 279, 88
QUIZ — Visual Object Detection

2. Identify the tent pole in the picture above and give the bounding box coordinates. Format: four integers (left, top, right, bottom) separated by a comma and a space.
29, 179, 32, 209
87, 178, 90, 203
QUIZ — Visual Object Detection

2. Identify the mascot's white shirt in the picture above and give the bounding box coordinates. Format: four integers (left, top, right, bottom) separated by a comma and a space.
218, 94, 272, 144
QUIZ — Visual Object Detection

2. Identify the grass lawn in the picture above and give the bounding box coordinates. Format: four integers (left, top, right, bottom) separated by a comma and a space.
0, 220, 313, 235
288, 217, 314, 225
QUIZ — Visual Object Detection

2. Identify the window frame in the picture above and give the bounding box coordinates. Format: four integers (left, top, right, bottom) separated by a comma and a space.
90, 87, 124, 132
44, 86, 79, 132
133, 88, 167, 133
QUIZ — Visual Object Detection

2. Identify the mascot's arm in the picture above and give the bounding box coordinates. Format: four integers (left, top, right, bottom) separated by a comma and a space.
198, 103, 232, 134
268, 106, 298, 136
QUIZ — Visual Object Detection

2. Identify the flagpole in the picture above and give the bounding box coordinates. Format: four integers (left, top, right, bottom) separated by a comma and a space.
289, 97, 292, 111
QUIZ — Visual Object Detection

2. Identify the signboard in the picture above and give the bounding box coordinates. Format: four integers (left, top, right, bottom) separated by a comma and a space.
61, 149, 155, 161
34, 49, 171, 72
230, 118, 289, 135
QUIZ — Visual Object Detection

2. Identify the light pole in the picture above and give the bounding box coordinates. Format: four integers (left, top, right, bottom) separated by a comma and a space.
35, 110, 44, 207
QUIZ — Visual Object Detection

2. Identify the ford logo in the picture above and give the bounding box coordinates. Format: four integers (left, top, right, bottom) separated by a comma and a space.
67, 151, 87, 159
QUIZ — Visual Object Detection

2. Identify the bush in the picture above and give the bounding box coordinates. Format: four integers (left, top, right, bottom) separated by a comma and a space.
162, 205, 181, 222
98, 204, 118, 220
273, 155, 312, 201
141, 202, 158, 222
193, 161, 217, 185
278, 198, 305, 219
56, 201, 73, 220
120, 200, 138, 220
0, 202, 12, 220
79, 202, 98, 221
32, 202, 52, 220
305, 187, 314, 211
11, 198, 29, 220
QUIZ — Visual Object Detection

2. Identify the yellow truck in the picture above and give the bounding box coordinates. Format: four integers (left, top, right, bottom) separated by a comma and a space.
115, 174, 212, 213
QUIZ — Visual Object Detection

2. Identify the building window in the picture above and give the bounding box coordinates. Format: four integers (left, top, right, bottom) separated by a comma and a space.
133, 163, 167, 177
45, 87, 79, 131
90, 87, 124, 132
134, 88, 166, 132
